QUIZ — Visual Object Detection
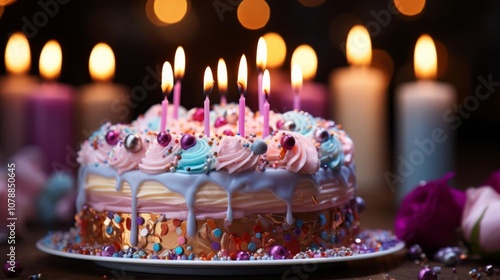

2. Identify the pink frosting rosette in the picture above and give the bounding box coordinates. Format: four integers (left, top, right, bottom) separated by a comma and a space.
266, 131, 319, 175
394, 173, 466, 252
76, 140, 98, 165
139, 134, 182, 174
214, 136, 260, 173
108, 135, 149, 174
461, 186, 500, 257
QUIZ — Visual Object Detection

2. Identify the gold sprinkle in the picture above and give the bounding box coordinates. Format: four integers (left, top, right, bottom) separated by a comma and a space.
312, 195, 318, 205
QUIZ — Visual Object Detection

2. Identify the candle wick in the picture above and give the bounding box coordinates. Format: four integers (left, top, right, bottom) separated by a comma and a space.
237, 82, 246, 96
264, 90, 269, 101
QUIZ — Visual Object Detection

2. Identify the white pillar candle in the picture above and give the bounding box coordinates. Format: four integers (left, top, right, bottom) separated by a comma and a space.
329, 25, 388, 190
395, 34, 456, 204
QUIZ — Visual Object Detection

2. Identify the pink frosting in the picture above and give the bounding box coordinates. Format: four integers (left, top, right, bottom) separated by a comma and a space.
139, 134, 182, 174
77, 140, 99, 165
266, 131, 319, 174
214, 136, 260, 173
335, 130, 355, 165
108, 136, 149, 174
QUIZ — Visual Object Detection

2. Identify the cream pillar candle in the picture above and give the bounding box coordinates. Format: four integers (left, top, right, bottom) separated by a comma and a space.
330, 25, 388, 190
77, 43, 129, 141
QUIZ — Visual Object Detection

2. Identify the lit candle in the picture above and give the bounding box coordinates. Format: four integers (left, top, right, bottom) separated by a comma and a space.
0, 32, 38, 158
173, 46, 185, 119
77, 43, 129, 141
203, 66, 214, 137
217, 58, 228, 106
256, 37, 267, 113
395, 34, 456, 204
237, 55, 247, 137
26, 40, 75, 173
262, 69, 270, 138
291, 63, 303, 111
330, 25, 388, 189
160, 61, 173, 132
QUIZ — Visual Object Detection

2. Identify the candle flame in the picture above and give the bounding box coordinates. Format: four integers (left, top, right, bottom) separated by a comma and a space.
237, 54, 248, 94
291, 45, 317, 80
174, 46, 185, 80
291, 63, 303, 92
89, 43, 115, 82
262, 69, 270, 97
39, 40, 62, 81
346, 25, 372, 66
414, 34, 437, 80
256, 37, 267, 72
5, 32, 31, 75
161, 61, 174, 94
217, 58, 227, 93
203, 66, 214, 96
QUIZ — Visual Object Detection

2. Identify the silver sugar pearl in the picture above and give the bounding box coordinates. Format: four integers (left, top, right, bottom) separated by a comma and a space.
251, 139, 268, 155
314, 127, 330, 143
124, 134, 142, 153
283, 120, 296, 131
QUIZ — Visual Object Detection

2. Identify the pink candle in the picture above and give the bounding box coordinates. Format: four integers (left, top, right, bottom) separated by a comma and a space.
291, 63, 303, 111
203, 66, 214, 137
160, 98, 169, 132
262, 69, 270, 138
173, 46, 185, 119
237, 55, 248, 137
256, 37, 267, 114
160, 62, 174, 132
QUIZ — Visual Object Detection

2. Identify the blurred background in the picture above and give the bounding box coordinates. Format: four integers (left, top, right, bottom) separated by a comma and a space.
0, 0, 499, 229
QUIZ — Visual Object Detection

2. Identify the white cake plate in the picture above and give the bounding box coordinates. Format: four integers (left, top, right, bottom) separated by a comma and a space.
37, 234, 405, 276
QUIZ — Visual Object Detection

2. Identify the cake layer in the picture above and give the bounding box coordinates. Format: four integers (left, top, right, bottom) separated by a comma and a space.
77, 164, 355, 245
76, 202, 361, 258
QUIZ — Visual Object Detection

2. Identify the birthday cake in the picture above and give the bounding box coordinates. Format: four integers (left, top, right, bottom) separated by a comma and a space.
75, 103, 361, 260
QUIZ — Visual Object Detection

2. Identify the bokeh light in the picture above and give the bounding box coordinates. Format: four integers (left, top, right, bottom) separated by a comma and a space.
298, 0, 325, 7
89, 43, 115, 82
39, 40, 62, 81
145, 0, 167, 26
237, 0, 270, 30
5, 32, 31, 75
414, 34, 437, 80
263, 32, 287, 68
291, 45, 318, 80
393, 0, 426, 16
0, 0, 16, 6
154, 0, 188, 24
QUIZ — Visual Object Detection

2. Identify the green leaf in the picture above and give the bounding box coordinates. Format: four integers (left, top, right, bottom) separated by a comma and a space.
470, 206, 488, 254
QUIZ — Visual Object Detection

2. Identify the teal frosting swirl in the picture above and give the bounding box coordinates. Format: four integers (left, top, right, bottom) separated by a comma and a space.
281, 111, 317, 137
319, 134, 344, 169
177, 137, 215, 174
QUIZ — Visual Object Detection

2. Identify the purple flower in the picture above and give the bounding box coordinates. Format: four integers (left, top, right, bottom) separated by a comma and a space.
395, 173, 466, 252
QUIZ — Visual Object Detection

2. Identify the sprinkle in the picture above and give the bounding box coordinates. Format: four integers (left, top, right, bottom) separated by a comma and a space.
312, 195, 318, 205
213, 228, 222, 238
153, 243, 161, 252
178, 237, 186, 244
174, 246, 184, 255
